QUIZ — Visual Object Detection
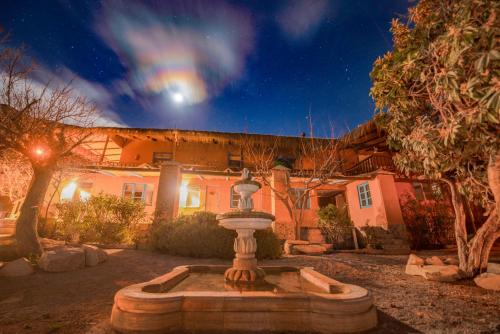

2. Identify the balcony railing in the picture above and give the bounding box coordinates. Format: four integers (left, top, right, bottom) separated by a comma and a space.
344, 154, 395, 176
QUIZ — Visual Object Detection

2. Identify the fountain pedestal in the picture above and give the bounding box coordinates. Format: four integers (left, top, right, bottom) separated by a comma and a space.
217, 169, 275, 284
225, 228, 264, 282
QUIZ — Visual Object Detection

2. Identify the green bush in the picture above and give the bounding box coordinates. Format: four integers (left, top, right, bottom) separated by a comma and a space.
55, 194, 146, 244
150, 211, 281, 260
317, 204, 354, 249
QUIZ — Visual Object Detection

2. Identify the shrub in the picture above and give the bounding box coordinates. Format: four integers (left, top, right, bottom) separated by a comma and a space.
400, 193, 454, 250
150, 211, 282, 260
317, 204, 354, 249
55, 194, 146, 245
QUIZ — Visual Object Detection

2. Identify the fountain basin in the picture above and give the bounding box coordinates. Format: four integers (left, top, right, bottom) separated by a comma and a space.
111, 265, 377, 333
217, 211, 274, 230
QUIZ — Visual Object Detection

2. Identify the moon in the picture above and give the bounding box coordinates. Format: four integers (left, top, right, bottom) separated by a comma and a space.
171, 92, 185, 104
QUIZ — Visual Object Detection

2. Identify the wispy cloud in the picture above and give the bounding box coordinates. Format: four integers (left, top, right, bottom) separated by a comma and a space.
276, 0, 329, 41
30, 65, 126, 127
94, 0, 255, 107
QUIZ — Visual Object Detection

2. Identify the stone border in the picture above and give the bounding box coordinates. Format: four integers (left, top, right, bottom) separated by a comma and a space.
111, 265, 377, 333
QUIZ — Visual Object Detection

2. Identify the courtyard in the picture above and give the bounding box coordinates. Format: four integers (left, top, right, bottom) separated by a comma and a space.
1, 248, 499, 334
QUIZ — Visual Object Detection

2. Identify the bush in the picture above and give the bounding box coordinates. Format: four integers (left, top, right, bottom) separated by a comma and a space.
317, 204, 354, 249
55, 194, 146, 245
400, 194, 454, 250
150, 211, 281, 260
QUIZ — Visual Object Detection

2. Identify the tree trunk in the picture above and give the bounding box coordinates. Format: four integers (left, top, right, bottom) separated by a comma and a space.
444, 149, 500, 277
16, 165, 55, 257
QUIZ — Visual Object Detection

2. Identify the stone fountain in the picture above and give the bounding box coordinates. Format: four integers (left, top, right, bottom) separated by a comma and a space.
110, 169, 378, 333
217, 168, 274, 283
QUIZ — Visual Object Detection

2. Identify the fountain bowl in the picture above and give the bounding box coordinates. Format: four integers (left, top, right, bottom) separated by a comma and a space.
217, 211, 274, 230
110, 265, 377, 333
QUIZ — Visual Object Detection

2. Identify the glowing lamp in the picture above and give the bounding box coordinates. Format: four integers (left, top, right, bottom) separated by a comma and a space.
34, 147, 45, 156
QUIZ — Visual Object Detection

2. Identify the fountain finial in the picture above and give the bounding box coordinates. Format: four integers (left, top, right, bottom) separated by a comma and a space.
236, 168, 258, 211
241, 167, 251, 181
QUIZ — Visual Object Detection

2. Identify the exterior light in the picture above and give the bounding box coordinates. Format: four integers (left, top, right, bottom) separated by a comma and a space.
34, 147, 45, 156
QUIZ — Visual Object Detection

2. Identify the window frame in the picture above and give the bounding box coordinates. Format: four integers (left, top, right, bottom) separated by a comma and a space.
122, 183, 153, 205
179, 185, 201, 208
152, 152, 173, 165
291, 188, 311, 209
357, 182, 372, 209
230, 186, 241, 208
227, 153, 243, 170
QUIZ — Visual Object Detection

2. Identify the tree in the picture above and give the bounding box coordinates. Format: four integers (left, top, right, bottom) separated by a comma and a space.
0, 45, 97, 256
0, 149, 32, 206
243, 124, 344, 240
370, 0, 499, 276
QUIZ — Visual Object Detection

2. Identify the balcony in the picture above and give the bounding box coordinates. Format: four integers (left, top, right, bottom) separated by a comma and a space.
344, 154, 395, 176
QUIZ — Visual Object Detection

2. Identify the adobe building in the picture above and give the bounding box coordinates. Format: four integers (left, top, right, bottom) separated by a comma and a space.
25, 120, 448, 250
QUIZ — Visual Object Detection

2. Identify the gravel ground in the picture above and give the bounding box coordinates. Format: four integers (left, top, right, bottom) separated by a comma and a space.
0, 248, 499, 334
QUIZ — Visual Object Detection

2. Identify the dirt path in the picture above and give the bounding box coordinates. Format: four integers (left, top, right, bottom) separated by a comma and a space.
0, 249, 499, 334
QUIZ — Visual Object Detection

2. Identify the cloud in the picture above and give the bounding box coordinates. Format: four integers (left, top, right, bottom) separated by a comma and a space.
276, 0, 329, 41
95, 0, 254, 107
29, 65, 127, 127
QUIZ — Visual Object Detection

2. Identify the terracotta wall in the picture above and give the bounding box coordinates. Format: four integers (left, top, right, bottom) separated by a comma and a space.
45, 172, 160, 216
346, 178, 387, 229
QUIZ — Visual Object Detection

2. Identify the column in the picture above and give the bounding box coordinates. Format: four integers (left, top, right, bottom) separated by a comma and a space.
270, 166, 294, 240
154, 161, 181, 222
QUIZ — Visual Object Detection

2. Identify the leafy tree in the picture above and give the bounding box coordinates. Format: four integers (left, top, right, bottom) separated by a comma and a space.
370, 0, 499, 276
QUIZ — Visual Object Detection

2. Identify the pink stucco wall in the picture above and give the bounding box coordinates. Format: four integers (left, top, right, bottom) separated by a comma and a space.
346, 173, 405, 230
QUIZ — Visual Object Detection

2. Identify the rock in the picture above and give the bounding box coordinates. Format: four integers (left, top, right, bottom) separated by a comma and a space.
443, 257, 459, 265
0, 258, 34, 276
284, 240, 310, 255
82, 244, 108, 267
474, 273, 500, 291
38, 246, 85, 272
422, 265, 460, 282
425, 256, 444, 266
285, 240, 310, 245
405, 264, 424, 276
293, 244, 327, 255
305, 228, 326, 243
407, 254, 425, 265
487, 262, 500, 274
320, 243, 334, 252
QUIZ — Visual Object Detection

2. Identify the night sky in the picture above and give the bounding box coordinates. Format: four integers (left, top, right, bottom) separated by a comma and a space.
1, 0, 412, 136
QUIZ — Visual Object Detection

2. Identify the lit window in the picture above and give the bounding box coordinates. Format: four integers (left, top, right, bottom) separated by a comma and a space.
230, 186, 241, 208
357, 182, 372, 208
122, 183, 154, 205
179, 184, 200, 208
60, 181, 77, 202
79, 190, 91, 201
291, 188, 311, 209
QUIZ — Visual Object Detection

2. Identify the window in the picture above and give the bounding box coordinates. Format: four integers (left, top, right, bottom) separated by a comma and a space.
152, 152, 173, 164
230, 186, 241, 208
179, 185, 200, 208
291, 188, 311, 209
357, 182, 372, 208
122, 183, 154, 205
228, 154, 243, 169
